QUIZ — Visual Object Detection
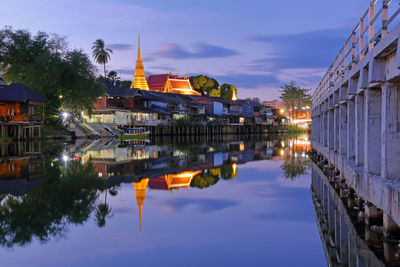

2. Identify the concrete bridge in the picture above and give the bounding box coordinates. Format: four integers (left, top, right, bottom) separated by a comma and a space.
311, 0, 400, 228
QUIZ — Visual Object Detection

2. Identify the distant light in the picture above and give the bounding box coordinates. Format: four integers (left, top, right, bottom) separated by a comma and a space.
59, 95, 63, 99
81, 111, 84, 117
280, 109, 285, 114
306, 106, 310, 109
62, 112, 69, 119
62, 155, 69, 162
98, 173, 103, 177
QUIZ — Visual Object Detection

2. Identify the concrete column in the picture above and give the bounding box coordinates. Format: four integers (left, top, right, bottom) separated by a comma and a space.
324, 112, 328, 147
355, 93, 364, 166
339, 103, 348, 156
365, 202, 383, 226
364, 89, 382, 176
328, 109, 334, 150
381, 84, 400, 179
383, 212, 400, 238
334, 107, 339, 152
347, 98, 355, 160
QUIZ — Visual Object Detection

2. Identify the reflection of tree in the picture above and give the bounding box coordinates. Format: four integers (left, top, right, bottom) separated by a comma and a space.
94, 190, 113, 228
0, 161, 107, 248
280, 135, 310, 180
281, 157, 310, 180
221, 165, 236, 180
191, 171, 220, 189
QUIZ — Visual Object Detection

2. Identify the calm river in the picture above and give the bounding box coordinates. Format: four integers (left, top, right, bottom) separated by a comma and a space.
0, 135, 327, 266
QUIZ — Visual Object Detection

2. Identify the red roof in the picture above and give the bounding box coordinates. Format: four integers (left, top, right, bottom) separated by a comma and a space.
147, 74, 169, 91
148, 176, 168, 190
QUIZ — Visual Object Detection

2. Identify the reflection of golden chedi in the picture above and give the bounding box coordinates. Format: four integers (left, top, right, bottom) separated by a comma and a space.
133, 178, 149, 231
131, 35, 149, 91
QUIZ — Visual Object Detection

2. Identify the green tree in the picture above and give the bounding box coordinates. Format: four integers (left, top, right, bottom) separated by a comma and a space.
220, 83, 237, 100
0, 27, 105, 116
189, 75, 219, 95
209, 88, 220, 97
280, 81, 311, 122
91, 39, 113, 78
116, 80, 132, 88
107, 70, 119, 84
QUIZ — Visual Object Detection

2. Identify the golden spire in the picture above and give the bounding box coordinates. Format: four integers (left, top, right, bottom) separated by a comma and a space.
133, 178, 149, 231
131, 35, 149, 90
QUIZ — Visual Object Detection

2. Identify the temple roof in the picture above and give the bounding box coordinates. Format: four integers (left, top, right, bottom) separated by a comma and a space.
147, 74, 169, 91
0, 83, 47, 103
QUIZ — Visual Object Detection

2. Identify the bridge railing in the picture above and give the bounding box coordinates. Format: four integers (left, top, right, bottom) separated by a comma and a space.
313, 0, 400, 105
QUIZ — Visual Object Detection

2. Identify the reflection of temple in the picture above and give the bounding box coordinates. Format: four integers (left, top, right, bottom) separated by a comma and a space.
148, 171, 202, 191
133, 178, 149, 231
132, 171, 202, 230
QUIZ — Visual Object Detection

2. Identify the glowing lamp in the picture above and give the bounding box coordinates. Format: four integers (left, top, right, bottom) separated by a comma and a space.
62, 112, 69, 119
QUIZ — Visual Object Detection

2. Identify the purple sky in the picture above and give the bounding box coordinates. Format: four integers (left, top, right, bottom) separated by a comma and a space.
1, 0, 367, 100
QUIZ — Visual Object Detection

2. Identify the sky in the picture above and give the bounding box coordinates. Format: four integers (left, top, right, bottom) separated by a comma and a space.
0, 0, 367, 100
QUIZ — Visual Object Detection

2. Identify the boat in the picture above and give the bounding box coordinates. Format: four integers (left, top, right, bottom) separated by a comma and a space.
119, 127, 150, 140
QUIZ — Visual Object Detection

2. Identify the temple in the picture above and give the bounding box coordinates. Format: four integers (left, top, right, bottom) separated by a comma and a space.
147, 74, 201, 95
133, 178, 149, 231
130, 36, 200, 95
131, 35, 149, 91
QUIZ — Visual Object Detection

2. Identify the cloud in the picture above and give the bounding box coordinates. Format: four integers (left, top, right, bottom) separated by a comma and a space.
114, 68, 133, 75
107, 43, 134, 51
248, 28, 348, 70
214, 73, 279, 89
156, 42, 239, 59
162, 198, 238, 213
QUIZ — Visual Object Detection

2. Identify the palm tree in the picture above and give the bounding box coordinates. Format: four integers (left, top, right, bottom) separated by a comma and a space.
92, 39, 113, 78
280, 81, 311, 122
94, 190, 112, 227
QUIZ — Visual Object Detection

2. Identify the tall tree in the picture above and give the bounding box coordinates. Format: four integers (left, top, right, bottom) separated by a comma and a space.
91, 39, 113, 78
107, 70, 119, 84
220, 83, 237, 100
189, 75, 219, 95
0, 27, 105, 115
280, 81, 311, 121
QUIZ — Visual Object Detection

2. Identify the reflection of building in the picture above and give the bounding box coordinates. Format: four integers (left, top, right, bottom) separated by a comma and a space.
133, 178, 149, 231
148, 171, 202, 191
131, 36, 150, 91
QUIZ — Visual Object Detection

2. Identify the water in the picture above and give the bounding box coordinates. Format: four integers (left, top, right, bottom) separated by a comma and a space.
0, 135, 327, 266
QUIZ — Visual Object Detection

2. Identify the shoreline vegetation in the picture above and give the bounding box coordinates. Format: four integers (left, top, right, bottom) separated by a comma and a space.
0, 27, 309, 140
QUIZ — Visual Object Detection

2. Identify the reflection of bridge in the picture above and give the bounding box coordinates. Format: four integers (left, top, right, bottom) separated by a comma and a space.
311, 161, 400, 266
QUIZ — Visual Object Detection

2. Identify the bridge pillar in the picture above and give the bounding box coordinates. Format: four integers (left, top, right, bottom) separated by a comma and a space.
334, 106, 339, 152
347, 98, 355, 160
339, 103, 347, 156
364, 89, 382, 176
383, 212, 400, 238
355, 93, 364, 166
323, 111, 328, 147
381, 83, 400, 179
328, 109, 334, 150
